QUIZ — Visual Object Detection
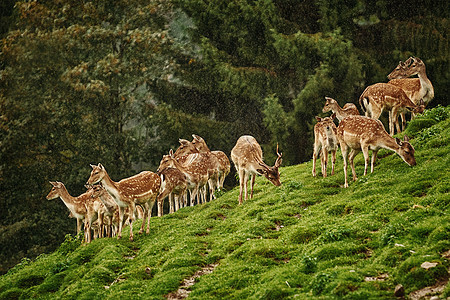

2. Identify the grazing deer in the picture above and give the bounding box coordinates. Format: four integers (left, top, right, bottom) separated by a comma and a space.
322, 97, 359, 121
191, 134, 231, 192
337, 115, 416, 188
86, 164, 161, 240
157, 167, 188, 213
46, 182, 102, 243
388, 57, 434, 118
157, 149, 209, 207
312, 113, 338, 178
359, 83, 425, 135
231, 135, 282, 205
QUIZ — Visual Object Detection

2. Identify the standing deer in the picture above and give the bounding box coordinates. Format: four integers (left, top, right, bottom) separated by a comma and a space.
388, 56, 434, 118
46, 182, 102, 243
359, 82, 425, 135
173, 139, 216, 204
157, 167, 188, 213
157, 149, 209, 207
336, 115, 416, 188
322, 97, 359, 121
91, 184, 118, 238
231, 135, 282, 205
191, 134, 231, 192
86, 164, 161, 240
312, 113, 338, 178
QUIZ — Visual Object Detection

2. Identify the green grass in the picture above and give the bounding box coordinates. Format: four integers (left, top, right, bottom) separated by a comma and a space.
1, 106, 449, 299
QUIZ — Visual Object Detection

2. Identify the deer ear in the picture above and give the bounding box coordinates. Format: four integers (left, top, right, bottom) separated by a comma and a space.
256, 168, 266, 175
395, 137, 402, 146
179, 139, 189, 145
90, 164, 96, 169
49, 181, 57, 186
192, 134, 201, 141
169, 149, 174, 156
98, 163, 104, 170
331, 113, 336, 120
315, 116, 321, 122
403, 135, 409, 142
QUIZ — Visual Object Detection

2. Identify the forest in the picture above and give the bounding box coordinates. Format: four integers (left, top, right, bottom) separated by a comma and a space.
0, 0, 448, 274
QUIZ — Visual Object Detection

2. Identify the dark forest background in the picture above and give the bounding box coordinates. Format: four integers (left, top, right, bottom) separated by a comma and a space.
0, 0, 448, 273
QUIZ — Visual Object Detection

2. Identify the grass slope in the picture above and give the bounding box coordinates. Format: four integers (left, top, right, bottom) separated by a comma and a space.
1, 106, 449, 300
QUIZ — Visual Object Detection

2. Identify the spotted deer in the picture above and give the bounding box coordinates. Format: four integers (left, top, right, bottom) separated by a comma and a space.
312, 113, 338, 178
388, 56, 434, 118
46, 181, 102, 243
157, 167, 188, 213
191, 134, 231, 192
231, 135, 282, 205
359, 83, 425, 135
91, 184, 118, 238
174, 139, 217, 204
337, 115, 416, 188
157, 149, 209, 207
322, 97, 359, 121
86, 164, 161, 240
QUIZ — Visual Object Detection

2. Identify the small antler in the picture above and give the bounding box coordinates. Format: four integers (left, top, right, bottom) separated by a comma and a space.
274, 143, 283, 168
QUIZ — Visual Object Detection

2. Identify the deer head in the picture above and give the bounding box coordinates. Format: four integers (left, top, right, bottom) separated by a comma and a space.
174, 139, 198, 158
255, 144, 282, 186
46, 181, 64, 200
191, 134, 210, 152
395, 135, 416, 166
322, 97, 338, 113
387, 60, 409, 80
87, 163, 106, 186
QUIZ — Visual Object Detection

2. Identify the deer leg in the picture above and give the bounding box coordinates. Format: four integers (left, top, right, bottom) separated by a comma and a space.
128, 203, 136, 241
312, 141, 320, 177
158, 195, 164, 217
331, 149, 336, 175
371, 149, 379, 173
362, 146, 370, 176
250, 174, 256, 199
392, 108, 401, 135
321, 148, 328, 178
76, 218, 82, 235
98, 212, 104, 239
341, 143, 349, 188
238, 169, 245, 205
400, 112, 406, 132
348, 149, 359, 182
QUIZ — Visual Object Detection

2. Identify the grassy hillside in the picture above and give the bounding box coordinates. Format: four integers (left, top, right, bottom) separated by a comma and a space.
1, 106, 449, 299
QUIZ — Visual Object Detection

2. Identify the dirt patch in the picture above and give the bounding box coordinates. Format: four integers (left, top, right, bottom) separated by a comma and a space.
409, 279, 448, 300
165, 263, 218, 299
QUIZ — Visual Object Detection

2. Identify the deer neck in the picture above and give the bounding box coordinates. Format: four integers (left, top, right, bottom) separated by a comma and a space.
376, 134, 400, 153
417, 68, 434, 102
57, 186, 86, 217
99, 172, 122, 205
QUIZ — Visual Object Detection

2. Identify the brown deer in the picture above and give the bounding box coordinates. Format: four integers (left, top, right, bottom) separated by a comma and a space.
336, 115, 416, 188
322, 97, 359, 121
312, 113, 338, 178
231, 135, 282, 205
157, 149, 209, 207
191, 134, 231, 192
359, 82, 425, 135
157, 167, 188, 213
86, 164, 161, 240
46, 182, 102, 243
173, 139, 216, 204
388, 56, 434, 118
91, 184, 118, 238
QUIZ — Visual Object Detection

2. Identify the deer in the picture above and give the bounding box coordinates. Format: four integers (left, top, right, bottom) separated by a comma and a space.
157, 167, 188, 213
86, 164, 161, 241
336, 115, 416, 188
231, 135, 282, 205
312, 113, 338, 178
322, 97, 359, 121
359, 82, 425, 135
46, 181, 102, 243
91, 184, 119, 238
157, 149, 209, 207
191, 134, 231, 193
387, 56, 434, 118
173, 139, 217, 204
